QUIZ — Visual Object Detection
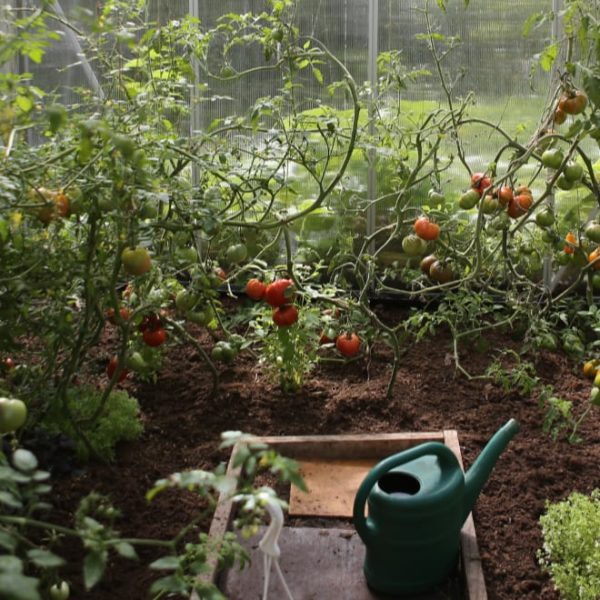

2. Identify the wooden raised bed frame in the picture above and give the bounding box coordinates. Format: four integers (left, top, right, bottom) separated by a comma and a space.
200, 431, 487, 600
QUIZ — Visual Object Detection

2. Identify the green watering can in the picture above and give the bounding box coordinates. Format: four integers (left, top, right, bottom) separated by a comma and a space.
353, 419, 519, 596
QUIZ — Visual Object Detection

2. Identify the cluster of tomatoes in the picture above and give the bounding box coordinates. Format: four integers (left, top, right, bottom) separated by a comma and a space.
459, 173, 535, 220
583, 359, 600, 407
245, 278, 361, 357
562, 223, 600, 283
401, 214, 454, 284
553, 88, 588, 125
245, 277, 299, 327
105, 310, 168, 383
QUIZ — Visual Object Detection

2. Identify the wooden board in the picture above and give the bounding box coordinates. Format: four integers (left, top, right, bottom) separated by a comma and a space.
193, 431, 487, 600
220, 527, 462, 600
289, 458, 375, 517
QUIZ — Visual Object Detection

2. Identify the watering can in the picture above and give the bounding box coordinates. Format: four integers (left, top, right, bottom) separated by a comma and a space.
353, 419, 519, 596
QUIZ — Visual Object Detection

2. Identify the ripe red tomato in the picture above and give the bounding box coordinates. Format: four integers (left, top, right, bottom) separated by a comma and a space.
106, 307, 130, 325
2, 358, 15, 371
429, 260, 454, 284
553, 107, 567, 125
414, 216, 440, 241
589, 248, 600, 271
564, 232, 578, 254
497, 186, 513, 206
265, 279, 295, 307
507, 195, 531, 219
272, 304, 299, 327
107, 356, 128, 383
558, 90, 588, 115
420, 254, 437, 275
336, 333, 361, 357
471, 172, 492, 197
143, 327, 168, 347
245, 278, 267, 301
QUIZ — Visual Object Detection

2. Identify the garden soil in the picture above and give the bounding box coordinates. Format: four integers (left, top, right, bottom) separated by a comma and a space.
48, 306, 600, 600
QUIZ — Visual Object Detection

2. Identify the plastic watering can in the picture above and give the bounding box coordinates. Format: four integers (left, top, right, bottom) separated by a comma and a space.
353, 419, 520, 596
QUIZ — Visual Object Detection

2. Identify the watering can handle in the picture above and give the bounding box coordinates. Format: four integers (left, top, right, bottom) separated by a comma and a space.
353, 442, 455, 542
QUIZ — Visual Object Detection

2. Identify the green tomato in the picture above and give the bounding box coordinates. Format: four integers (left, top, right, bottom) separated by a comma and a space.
541, 148, 564, 170
584, 221, 600, 244
563, 161, 584, 182
555, 175, 574, 191
492, 212, 510, 231
121, 247, 151, 276
481, 195, 500, 214
401, 234, 428, 257
175, 289, 198, 312
427, 189, 446, 204
211, 342, 236, 364
535, 209, 555, 228
591, 272, 600, 291
187, 309, 213, 326
139, 201, 158, 220
125, 352, 147, 373
49, 581, 70, 600
0, 397, 27, 434
225, 243, 248, 264
541, 229, 559, 244
458, 189, 480, 210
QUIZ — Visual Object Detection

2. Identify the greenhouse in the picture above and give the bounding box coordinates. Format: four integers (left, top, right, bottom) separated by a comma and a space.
1, 1, 600, 599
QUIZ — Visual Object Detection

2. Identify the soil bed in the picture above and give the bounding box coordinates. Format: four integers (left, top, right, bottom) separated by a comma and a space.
48, 310, 600, 600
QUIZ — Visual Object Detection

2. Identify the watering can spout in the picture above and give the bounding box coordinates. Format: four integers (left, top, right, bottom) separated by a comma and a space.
463, 418, 520, 522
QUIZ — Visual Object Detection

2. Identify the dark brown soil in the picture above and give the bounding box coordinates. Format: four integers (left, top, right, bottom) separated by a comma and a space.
48, 309, 600, 600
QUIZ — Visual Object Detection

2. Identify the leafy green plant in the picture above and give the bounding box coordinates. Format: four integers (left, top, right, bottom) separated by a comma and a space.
0, 431, 305, 599
42, 386, 143, 461
538, 489, 600, 600
537, 385, 589, 444
484, 351, 539, 395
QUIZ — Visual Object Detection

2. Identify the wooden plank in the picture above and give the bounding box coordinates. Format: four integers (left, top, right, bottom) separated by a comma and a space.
221, 527, 460, 600
445, 430, 488, 600
289, 458, 376, 517
254, 432, 444, 459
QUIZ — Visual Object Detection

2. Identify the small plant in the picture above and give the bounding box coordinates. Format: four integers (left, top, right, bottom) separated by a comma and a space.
42, 386, 143, 461
485, 351, 539, 395
537, 385, 591, 444
538, 489, 600, 600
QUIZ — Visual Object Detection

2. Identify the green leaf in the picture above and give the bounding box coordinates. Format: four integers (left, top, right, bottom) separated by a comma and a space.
0, 573, 40, 600
12, 449, 38, 472
15, 95, 33, 113
582, 69, 600, 110
522, 11, 544, 37
0, 490, 23, 509
83, 550, 106, 590
539, 42, 559, 72
311, 66, 323, 85
0, 531, 17, 552
27, 549, 65, 568
150, 574, 188, 595
114, 542, 138, 560
0, 555, 23, 573
149, 555, 180, 571
436, 0, 446, 11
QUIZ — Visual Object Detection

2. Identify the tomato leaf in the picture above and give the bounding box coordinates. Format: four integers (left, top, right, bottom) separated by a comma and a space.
539, 42, 559, 72
581, 68, 600, 110
150, 556, 180, 571
83, 550, 107, 590
26, 549, 65, 568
